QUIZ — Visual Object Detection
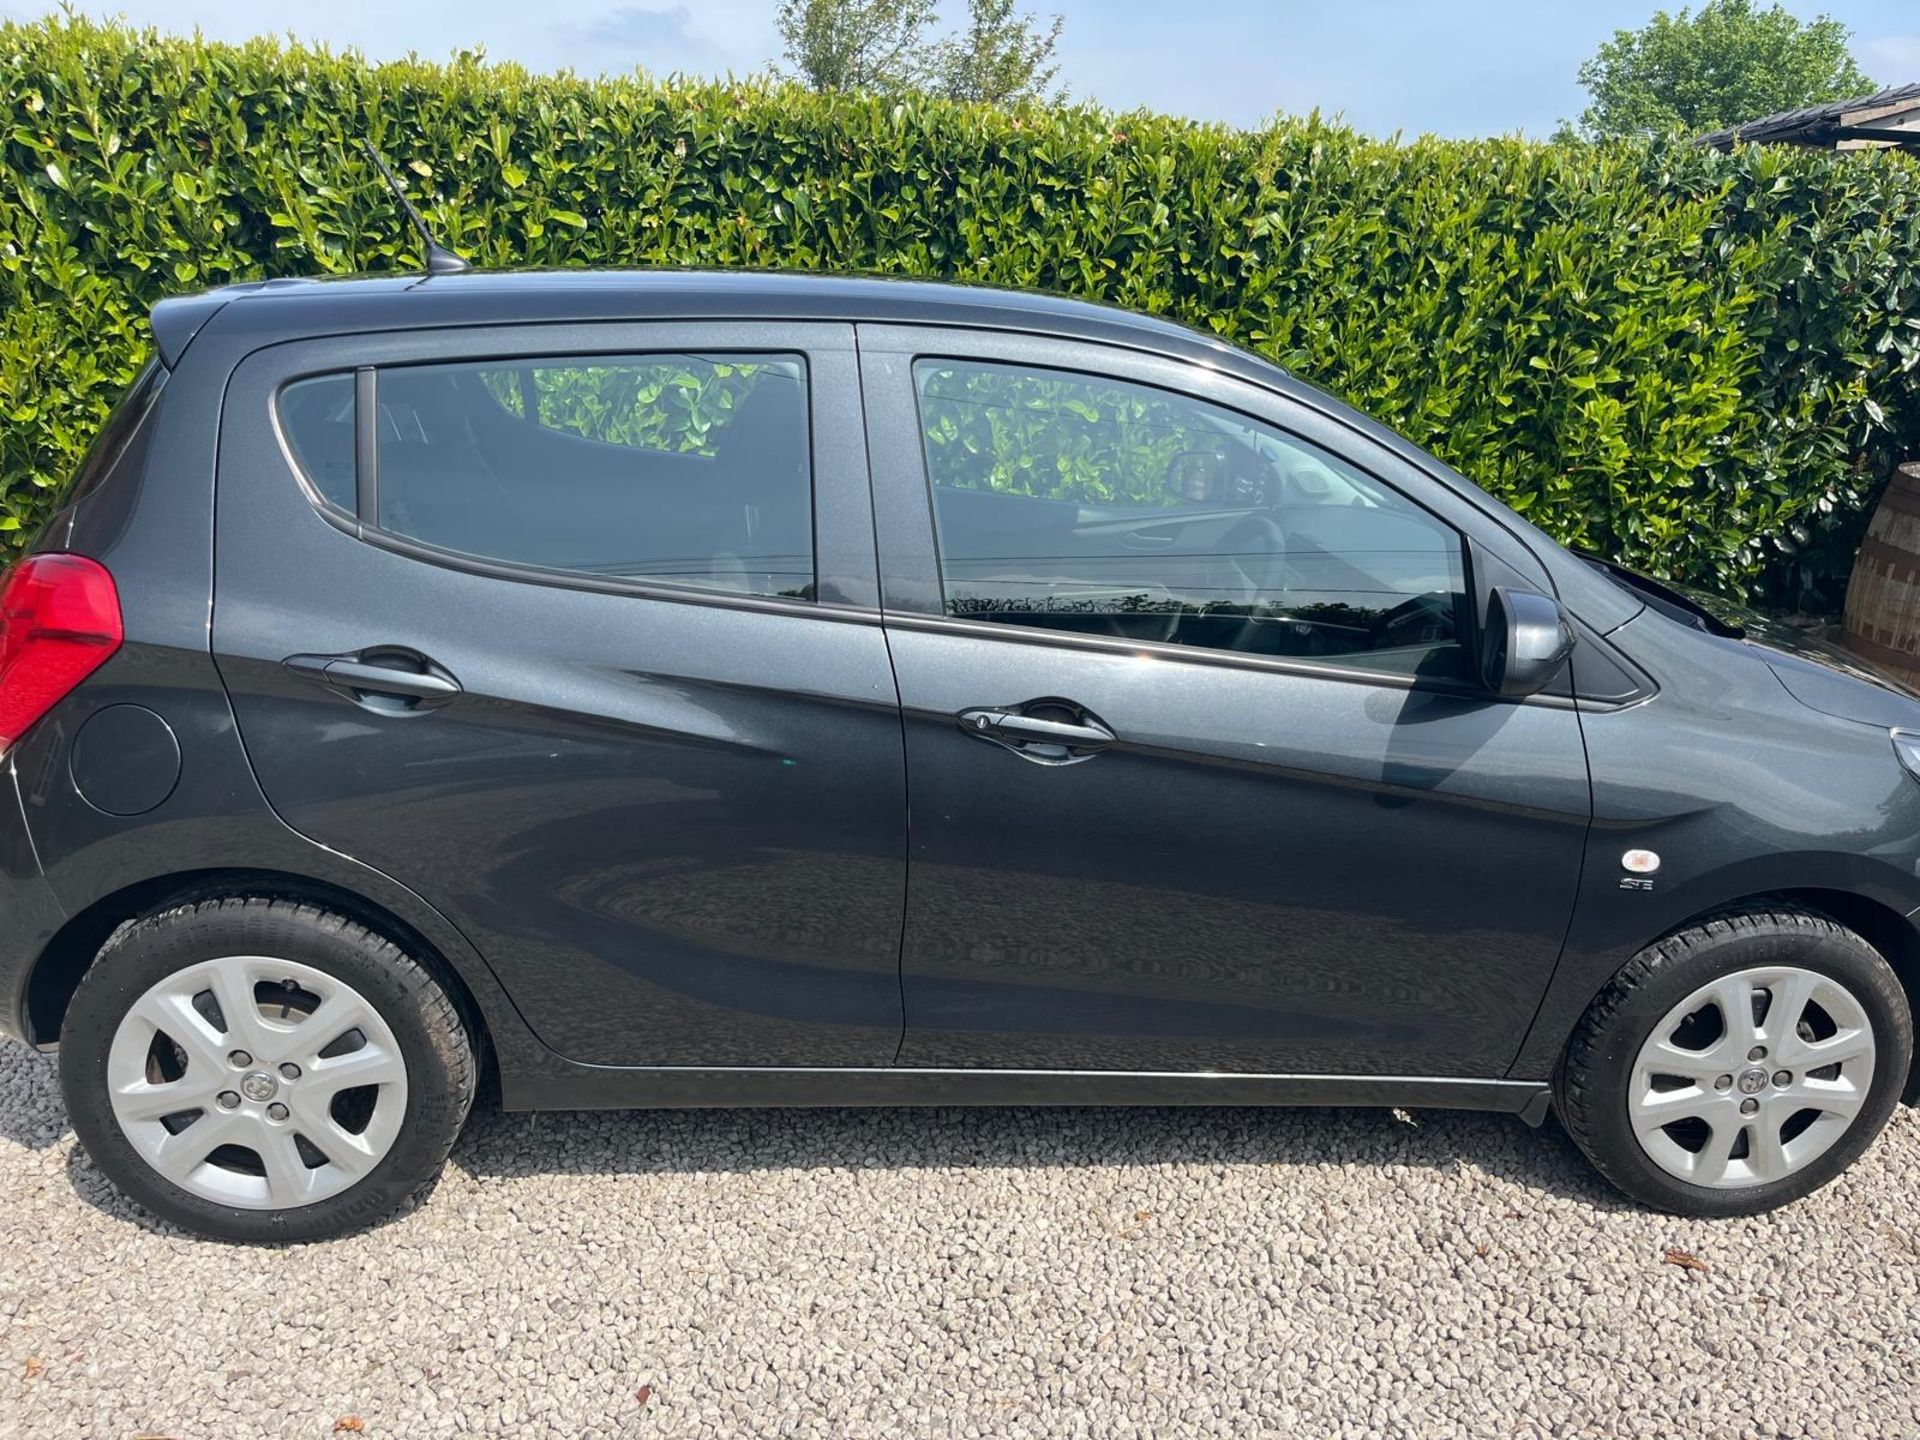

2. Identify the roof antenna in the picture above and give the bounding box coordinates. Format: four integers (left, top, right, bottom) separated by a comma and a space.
360, 140, 472, 277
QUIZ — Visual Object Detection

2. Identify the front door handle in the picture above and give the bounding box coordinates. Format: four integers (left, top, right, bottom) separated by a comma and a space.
284, 650, 462, 712
957, 701, 1116, 765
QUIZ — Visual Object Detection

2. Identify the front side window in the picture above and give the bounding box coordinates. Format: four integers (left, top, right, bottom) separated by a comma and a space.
279, 353, 814, 599
914, 359, 1469, 677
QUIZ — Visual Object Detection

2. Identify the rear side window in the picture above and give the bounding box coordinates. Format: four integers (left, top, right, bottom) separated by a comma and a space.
279, 374, 356, 512
277, 354, 815, 600
913, 359, 1469, 678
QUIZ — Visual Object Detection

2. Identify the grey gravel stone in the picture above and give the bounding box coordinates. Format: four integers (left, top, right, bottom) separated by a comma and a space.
4, 1038, 1920, 1438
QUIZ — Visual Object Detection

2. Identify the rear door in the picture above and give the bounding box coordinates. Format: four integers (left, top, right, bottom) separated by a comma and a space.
861, 325, 1592, 1078
214, 322, 906, 1067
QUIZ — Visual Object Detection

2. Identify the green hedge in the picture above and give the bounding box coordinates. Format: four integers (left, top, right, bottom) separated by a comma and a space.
3, 15, 1917, 604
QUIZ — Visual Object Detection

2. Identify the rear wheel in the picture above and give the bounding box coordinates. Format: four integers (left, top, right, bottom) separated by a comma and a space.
60, 898, 475, 1242
1559, 906, 1911, 1216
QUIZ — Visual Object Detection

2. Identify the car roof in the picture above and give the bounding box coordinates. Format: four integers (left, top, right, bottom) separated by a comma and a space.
155, 267, 1255, 377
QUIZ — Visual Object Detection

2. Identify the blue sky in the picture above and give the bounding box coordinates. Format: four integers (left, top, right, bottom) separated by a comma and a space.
7, 1, 1919, 136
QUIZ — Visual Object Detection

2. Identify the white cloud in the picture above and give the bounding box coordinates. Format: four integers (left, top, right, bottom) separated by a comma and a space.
576, 5, 717, 65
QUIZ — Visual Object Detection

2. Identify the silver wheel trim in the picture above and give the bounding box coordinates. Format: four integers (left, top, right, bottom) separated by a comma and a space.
1629, 965, 1876, 1190
106, 955, 408, 1210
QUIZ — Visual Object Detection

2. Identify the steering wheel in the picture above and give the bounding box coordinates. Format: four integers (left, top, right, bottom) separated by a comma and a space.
1187, 510, 1287, 653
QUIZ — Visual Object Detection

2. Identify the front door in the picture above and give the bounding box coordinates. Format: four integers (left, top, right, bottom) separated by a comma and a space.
214, 322, 906, 1067
860, 326, 1592, 1078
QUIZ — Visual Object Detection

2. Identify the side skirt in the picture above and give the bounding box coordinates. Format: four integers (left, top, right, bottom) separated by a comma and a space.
502, 1064, 1556, 1126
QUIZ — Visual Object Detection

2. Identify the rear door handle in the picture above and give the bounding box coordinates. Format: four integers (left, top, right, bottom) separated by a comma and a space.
963, 710, 1113, 746
284, 651, 462, 710
957, 702, 1116, 765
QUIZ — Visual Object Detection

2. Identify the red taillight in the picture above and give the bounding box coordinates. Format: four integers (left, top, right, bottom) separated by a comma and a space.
0, 554, 123, 750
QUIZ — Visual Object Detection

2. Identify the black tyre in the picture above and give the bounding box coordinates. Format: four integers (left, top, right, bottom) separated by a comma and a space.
1559, 906, 1912, 1216
59, 897, 476, 1242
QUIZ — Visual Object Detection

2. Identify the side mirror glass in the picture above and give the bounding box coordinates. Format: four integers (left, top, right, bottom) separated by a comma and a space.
1165, 450, 1227, 503
1484, 587, 1576, 698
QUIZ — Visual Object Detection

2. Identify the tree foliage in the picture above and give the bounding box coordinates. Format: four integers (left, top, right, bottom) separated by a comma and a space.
931, 0, 1063, 105
779, 0, 1061, 102
1570, 0, 1876, 140
0, 15, 1915, 605
776, 0, 940, 93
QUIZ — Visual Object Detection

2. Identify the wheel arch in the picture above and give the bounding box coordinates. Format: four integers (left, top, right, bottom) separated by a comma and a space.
1765, 887, 1920, 1102
1547, 886, 1920, 1104
23, 867, 495, 1071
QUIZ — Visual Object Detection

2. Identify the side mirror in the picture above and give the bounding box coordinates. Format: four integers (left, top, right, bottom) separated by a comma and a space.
1483, 587, 1576, 698
1166, 450, 1227, 503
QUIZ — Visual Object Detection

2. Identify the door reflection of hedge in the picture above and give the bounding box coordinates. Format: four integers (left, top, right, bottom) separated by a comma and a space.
920, 362, 1201, 506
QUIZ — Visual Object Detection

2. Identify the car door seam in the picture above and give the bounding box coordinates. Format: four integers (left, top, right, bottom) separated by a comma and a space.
855, 323, 914, 1067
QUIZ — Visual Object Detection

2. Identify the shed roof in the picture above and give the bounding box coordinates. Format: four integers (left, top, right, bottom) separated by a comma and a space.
1698, 82, 1920, 150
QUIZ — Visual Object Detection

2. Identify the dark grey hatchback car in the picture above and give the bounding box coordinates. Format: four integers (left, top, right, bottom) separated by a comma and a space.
4, 267, 1919, 1240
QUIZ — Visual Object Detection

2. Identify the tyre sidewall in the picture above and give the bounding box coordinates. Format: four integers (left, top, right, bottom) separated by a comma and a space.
60, 903, 472, 1243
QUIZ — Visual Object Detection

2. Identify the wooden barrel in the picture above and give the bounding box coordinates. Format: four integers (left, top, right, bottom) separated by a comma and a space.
1845, 462, 1920, 685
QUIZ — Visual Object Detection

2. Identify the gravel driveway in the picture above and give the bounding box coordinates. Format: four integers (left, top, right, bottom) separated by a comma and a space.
4, 1038, 1919, 1440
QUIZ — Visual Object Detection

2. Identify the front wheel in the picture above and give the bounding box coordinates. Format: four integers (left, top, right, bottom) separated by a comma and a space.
1558, 906, 1912, 1216
60, 898, 476, 1242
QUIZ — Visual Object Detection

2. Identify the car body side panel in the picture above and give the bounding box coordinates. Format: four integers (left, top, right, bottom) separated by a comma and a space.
0, 756, 65, 1045
7, 644, 541, 1057
4, 325, 543, 1065
857, 326, 1594, 1077
211, 324, 909, 1068
881, 624, 1593, 1075
1508, 605, 1920, 1080
11, 272, 1920, 1123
